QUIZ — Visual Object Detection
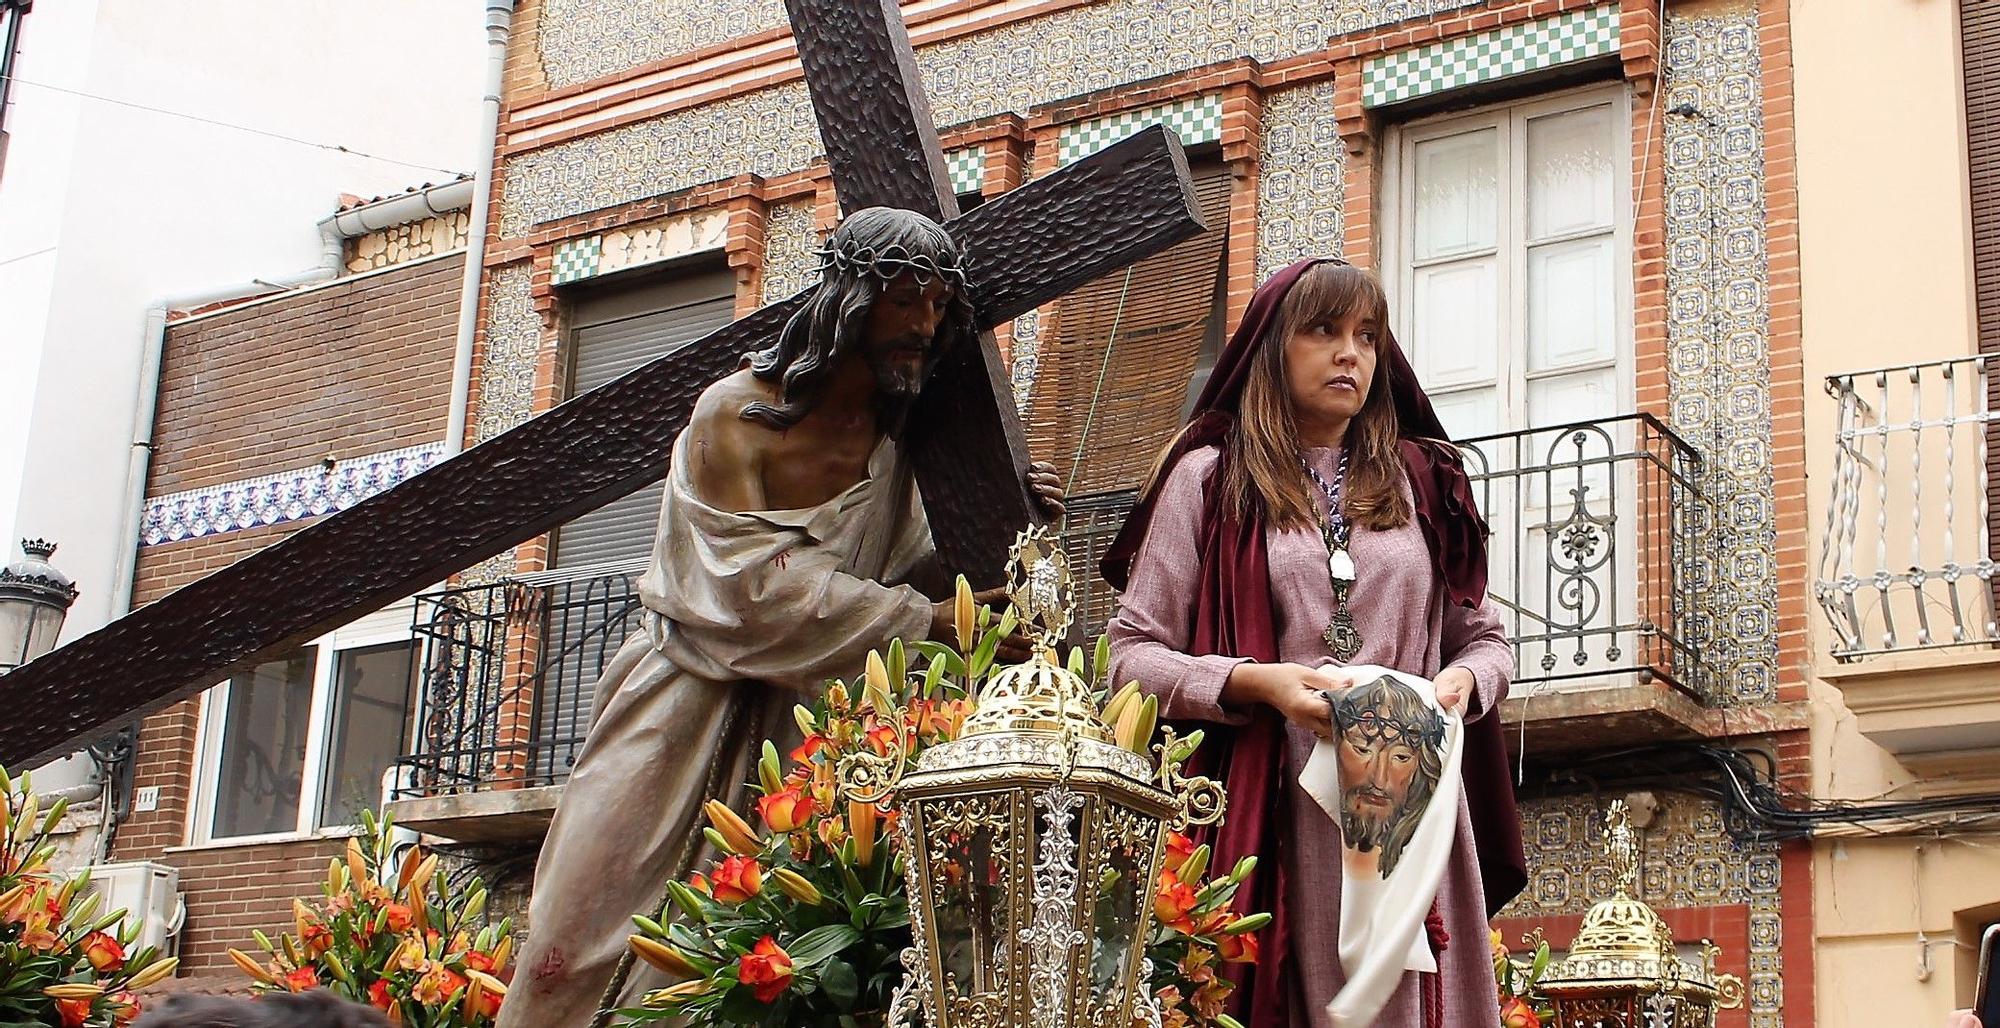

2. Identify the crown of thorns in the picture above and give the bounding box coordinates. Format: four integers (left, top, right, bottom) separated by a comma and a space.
814, 239, 968, 288
1331, 687, 1447, 751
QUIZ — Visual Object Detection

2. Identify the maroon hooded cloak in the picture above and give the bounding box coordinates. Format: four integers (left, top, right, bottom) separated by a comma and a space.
1101, 257, 1527, 1027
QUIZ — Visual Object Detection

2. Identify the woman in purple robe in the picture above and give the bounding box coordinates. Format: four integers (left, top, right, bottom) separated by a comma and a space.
1103, 258, 1528, 1028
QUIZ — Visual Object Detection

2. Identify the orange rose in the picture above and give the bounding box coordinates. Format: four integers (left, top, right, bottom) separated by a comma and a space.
1499, 996, 1542, 1028
737, 936, 795, 1003
110, 990, 140, 1027
368, 979, 396, 1011
464, 950, 497, 973
81, 930, 126, 972
55, 997, 91, 1028
757, 788, 816, 834
1216, 931, 1259, 963
384, 902, 415, 934
1163, 832, 1197, 875
282, 967, 322, 993
710, 855, 764, 905
688, 872, 713, 896
1153, 870, 1198, 930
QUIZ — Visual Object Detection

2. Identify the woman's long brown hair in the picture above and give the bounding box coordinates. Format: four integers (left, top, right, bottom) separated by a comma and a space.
1216, 262, 1414, 532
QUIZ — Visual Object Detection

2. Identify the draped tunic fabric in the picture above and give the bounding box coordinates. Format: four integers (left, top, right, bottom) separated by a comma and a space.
1108, 446, 1511, 1028
498, 433, 934, 1028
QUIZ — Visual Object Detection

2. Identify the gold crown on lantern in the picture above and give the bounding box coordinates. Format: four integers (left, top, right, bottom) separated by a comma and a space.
956, 525, 1112, 745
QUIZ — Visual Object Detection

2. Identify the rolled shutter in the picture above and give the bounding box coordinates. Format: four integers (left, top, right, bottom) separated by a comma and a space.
1964, 0, 2000, 604
553, 269, 737, 569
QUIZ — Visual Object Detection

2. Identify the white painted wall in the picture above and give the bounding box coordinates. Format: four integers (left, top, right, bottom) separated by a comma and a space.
0, 0, 484, 647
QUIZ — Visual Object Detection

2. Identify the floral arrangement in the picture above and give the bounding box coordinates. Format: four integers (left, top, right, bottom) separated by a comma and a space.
1491, 926, 1554, 1028
0, 765, 179, 1028
621, 580, 1263, 1028
228, 810, 511, 1026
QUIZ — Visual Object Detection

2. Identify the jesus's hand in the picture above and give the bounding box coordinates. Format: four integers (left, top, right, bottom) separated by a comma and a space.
1027, 461, 1066, 518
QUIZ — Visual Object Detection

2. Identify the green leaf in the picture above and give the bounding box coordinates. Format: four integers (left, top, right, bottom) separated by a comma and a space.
820, 958, 860, 1009
784, 924, 862, 969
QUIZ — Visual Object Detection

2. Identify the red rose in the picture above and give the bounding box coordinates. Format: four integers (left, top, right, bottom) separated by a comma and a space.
1500, 996, 1542, 1028
710, 855, 764, 905
1153, 870, 1198, 930
282, 966, 322, 993
81, 930, 126, 972
737, 936, 795, 1003
367, 979, 395, 1011
384, 902, 415, 934
55, 997, 91, 1028
757, 787, 816, 834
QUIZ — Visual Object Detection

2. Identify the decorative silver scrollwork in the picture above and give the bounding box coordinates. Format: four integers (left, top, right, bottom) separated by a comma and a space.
1021, 785, 1086, 1028
1132, 958, 1166, 1028
887, 947, 928, 1028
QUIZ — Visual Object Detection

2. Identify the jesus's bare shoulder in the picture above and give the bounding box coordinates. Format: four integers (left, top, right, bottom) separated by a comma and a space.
685, 369, 781, 511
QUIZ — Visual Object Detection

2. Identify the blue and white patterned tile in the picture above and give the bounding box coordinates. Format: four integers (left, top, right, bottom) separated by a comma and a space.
141, 442, 446, 547
1255, 81, 1345, 277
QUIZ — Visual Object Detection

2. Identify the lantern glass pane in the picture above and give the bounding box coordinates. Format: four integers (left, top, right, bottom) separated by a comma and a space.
933, 816, 1010, 1001
1085, 824, 1150, 1016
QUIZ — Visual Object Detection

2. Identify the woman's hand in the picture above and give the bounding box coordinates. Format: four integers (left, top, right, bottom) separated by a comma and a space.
1434, 666, 1476, 717
1224, 662, 1364, 740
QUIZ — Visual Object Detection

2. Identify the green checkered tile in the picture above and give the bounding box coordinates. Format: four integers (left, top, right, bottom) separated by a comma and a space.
946, 146, 986, 195
1057, 93, 1224, 166
551, 235, 603, 285
1362, 5, 1618, 109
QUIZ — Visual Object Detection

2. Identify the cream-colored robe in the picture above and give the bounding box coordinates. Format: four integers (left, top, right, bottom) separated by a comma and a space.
498, 432, 935, 1028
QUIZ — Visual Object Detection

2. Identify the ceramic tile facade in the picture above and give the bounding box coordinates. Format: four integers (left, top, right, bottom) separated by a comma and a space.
536, 0, 787, 89
1255, 81, 1345, 277
476, 263, 542, 446
946, 146, 986, 195
1661, 7, 1778, 708
140, 442, 446, 546
551, 236, 602, 285
759, 201, 822, 305
1332, 0, 1486, 35
1505, 795, 1784, 1026
1010, 308, 1042, 412
1054, 94, 1223, 165
1361, 4, 1619, 108
507, 0, 1335, 237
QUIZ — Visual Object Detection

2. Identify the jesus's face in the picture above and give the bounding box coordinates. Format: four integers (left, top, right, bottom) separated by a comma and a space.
1335, 712, 1421, 853
862, 274, 954, 398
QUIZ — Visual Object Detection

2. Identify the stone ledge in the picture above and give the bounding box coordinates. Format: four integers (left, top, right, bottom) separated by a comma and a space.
1818, 648, 2000, 758
383, 785, 565, 845
1501, 683, 1809, 755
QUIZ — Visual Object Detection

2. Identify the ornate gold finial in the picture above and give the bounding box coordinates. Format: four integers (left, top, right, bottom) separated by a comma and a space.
1005, 524, 1074, 649
1606, 798, 1639, 895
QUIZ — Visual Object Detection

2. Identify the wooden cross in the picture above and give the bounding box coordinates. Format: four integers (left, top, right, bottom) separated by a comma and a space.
0, 0, 1205, 766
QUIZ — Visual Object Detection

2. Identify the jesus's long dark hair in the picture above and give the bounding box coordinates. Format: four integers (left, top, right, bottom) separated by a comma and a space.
742, 207, 977, 429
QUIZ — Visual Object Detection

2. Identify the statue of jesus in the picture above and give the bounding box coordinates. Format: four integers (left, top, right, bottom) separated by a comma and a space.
498, 207, 1063, 1027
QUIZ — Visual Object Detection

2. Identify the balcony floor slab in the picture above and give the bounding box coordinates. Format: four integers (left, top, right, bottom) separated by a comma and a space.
1502, 683, 1809, 754
384, 785, 564, 845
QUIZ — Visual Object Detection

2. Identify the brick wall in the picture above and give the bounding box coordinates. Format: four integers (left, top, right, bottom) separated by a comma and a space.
115, 252, 462, 977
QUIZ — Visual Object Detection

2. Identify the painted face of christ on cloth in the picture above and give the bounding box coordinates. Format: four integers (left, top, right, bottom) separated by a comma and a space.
1330, 674, 1445, 880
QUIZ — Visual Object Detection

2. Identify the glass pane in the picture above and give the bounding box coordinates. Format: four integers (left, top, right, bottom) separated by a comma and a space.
318, 642, 415, 828
1087, 819, 1152, 1020
212, 650, 316, 838
1429, 386, 1500, 443
1526, 103, 1615, 241
1413, 128, 1499, 260
1527, 235, 1616, 372
1412, 258, 1499, 389
931, 811, 1010, 1005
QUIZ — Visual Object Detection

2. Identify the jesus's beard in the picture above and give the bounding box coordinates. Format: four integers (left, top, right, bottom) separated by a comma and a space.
1341, 792, 1395, 853
867, 340, 933, 400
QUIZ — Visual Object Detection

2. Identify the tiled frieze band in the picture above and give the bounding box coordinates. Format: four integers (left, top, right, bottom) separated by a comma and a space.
1361, 4, 1618, 108
141, 442, 446, 547
551, 236, 602, 285
537, 0, 788, 90
1055, 94, 1223, 166
1334, 0, 1486, 35
946, 146, 986, 195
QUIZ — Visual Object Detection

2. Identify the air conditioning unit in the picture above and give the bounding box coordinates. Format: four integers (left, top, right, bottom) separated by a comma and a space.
83, 861, 183, 957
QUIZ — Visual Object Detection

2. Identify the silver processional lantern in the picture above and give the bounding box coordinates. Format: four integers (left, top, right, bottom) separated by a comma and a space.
0, 538, 78, 672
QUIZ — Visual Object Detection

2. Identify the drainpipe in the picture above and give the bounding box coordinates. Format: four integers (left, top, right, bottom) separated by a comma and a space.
446, 0, 516, 457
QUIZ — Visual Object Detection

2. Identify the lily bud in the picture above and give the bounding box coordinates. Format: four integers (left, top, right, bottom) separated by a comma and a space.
865, 651, 895, 716
702, 800, 763, 855
954, 576, 976, 651
758, 741, 784, 795
125, 956, 179, 990
43, 983, 105, 1001
229, 949, 277, 985
1224, 912, 1271, 934
848, 800, 879, 867
771, 868, 824, 906
1178, 844, 1211, 886
629, 935, 703, 979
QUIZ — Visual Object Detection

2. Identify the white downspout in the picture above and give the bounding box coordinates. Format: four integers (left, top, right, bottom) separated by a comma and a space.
446, 0, 516, 457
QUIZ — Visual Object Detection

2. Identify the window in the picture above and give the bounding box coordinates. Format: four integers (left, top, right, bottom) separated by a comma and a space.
1387, 85, 1631, 439
1385, 85, 1636, 691
193, 610, 415, 842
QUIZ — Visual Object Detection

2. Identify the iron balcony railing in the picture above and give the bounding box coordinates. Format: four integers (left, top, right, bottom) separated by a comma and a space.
1819, 356, 2000, 660
394, 562, 644, 798
1458, 413, 1713, 702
